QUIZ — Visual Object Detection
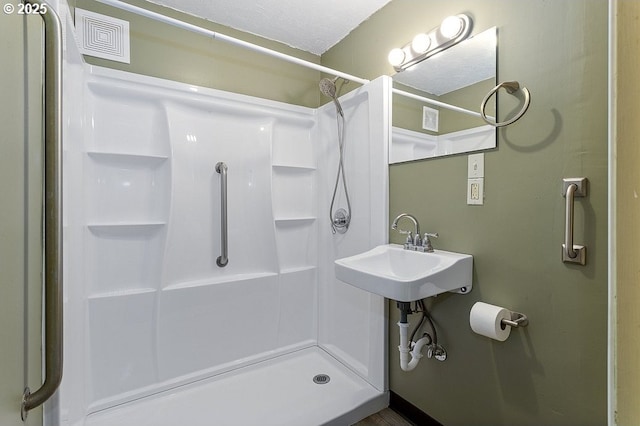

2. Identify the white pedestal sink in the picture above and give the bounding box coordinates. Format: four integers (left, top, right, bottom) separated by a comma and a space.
334, 244, 473, 302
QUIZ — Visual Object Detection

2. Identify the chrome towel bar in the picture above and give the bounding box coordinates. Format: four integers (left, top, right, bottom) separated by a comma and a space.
215, 162, 229, 267
562, 178, 588, 265
21, 1, 64, 420
480, 81, 531, 127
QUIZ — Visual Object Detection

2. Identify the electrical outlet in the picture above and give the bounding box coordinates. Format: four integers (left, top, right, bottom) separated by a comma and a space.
471, 182, 480, 199
467, 178, 484, 205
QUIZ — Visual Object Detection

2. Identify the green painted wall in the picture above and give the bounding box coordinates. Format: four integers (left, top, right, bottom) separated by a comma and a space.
0, 11, 44, 426
439, 78, 494, 133
324, 1, 608, 425
71, 0, 321, 107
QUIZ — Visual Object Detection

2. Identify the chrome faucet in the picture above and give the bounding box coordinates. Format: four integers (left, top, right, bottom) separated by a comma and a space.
391, 213, 438, 253
391, 213, 421, 248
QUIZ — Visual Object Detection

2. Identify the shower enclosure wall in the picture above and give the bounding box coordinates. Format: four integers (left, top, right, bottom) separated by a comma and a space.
55, 14, 390, 425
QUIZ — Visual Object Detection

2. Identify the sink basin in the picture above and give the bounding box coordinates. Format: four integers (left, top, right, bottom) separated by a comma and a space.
334, 244, 472, 302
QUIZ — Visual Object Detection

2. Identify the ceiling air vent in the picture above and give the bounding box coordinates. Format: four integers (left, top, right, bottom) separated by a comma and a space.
75, 8, 130, 64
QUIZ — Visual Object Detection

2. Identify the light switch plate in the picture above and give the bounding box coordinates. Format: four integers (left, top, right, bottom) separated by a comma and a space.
468, 153, 484, 178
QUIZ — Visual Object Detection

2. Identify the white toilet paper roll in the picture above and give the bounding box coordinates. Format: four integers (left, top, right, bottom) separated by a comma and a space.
469, 302, 512, 341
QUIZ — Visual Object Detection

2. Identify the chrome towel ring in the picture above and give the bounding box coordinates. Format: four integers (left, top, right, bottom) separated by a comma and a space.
480, 81, 531, 127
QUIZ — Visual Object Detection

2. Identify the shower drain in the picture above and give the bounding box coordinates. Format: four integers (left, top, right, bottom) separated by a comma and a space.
312, 374, 331, 384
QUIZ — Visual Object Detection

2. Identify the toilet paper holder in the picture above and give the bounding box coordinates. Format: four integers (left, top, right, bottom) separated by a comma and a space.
501, 311, 529, 329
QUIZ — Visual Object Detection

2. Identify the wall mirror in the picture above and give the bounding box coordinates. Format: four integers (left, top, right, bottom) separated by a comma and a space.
390, 27, 497, 164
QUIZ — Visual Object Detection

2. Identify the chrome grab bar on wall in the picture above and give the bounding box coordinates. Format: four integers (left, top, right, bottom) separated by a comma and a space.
21, 1, 64, 420
215, 162, 229, 267
562, 178, 588, 265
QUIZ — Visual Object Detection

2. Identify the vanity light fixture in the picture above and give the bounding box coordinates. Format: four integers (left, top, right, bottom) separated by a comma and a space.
389, 14, 472, 72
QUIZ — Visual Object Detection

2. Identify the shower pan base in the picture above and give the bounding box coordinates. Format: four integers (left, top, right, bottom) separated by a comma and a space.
83, 347, 387, 426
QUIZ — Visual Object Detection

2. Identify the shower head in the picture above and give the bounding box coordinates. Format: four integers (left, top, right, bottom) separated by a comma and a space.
319, 77, 344, 116
319, 77, 338, 98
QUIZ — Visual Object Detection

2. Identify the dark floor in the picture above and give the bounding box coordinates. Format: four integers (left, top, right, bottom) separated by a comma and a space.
353, 408, 415, 426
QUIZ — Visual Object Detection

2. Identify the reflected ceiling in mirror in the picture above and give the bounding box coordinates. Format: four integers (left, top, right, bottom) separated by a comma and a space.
391, 27, 497, 164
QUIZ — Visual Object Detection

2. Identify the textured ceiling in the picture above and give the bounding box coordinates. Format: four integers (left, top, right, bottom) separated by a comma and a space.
145, 0, 391, 55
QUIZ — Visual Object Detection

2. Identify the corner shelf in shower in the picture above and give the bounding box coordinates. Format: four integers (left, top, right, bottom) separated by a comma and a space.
87, 222, 167, 230
85, 150, 171, 225
87, 151, 170, 162
88, 287, 157, 300
87, 221, 167, 229
87, 222, 167, 240
274, 217, 316, 224
272, 164, 316, 171
273, 218, 317, 273
279, 265, 317, 275
162, 272, 280, 291
272, 166, 316, 219
271, 162, 317, 273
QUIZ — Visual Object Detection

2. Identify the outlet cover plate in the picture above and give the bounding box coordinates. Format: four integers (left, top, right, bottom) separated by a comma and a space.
467, 178, 484, 205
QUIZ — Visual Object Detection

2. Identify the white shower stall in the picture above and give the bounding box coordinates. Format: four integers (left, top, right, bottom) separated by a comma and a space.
54, 13, 390, 425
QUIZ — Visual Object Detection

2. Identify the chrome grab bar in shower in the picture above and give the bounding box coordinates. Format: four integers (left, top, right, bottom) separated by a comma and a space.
215, 162, 229, 267
21, 1, 64, 420
562, 178, 588, 265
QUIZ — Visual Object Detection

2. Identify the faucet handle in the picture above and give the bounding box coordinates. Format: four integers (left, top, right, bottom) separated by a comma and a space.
422, 232, 438, 253
397, 230, 413, 249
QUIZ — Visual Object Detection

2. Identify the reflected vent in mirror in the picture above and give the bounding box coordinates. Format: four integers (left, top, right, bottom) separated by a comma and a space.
75, 8, 130, 64
422, 106, 439, 132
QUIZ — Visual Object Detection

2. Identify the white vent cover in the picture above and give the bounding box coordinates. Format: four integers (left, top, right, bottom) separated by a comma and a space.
422, 106, 439, 132
75, 8, 130, 63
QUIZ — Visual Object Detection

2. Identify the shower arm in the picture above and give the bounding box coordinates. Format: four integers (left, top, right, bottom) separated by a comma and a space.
21, 1, 64, 420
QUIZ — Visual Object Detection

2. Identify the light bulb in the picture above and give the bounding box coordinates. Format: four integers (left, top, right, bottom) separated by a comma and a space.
411, 33, 430, 54
440, 15, 463, 39
388, 48, 406, 67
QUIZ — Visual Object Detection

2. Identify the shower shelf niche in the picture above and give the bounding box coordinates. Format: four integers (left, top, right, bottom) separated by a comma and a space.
272, 163, 316, 171
272, 161, 317, 272
85, 151, 170, 225
86, 223, 165, 296
274, 219, 317, 272
88, 287, 157, 300
279, 265, 317, 274
87, 151, 170, 161
274, 217, 316, 223
87, 222, 167, 229
272, 168, 315, 219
